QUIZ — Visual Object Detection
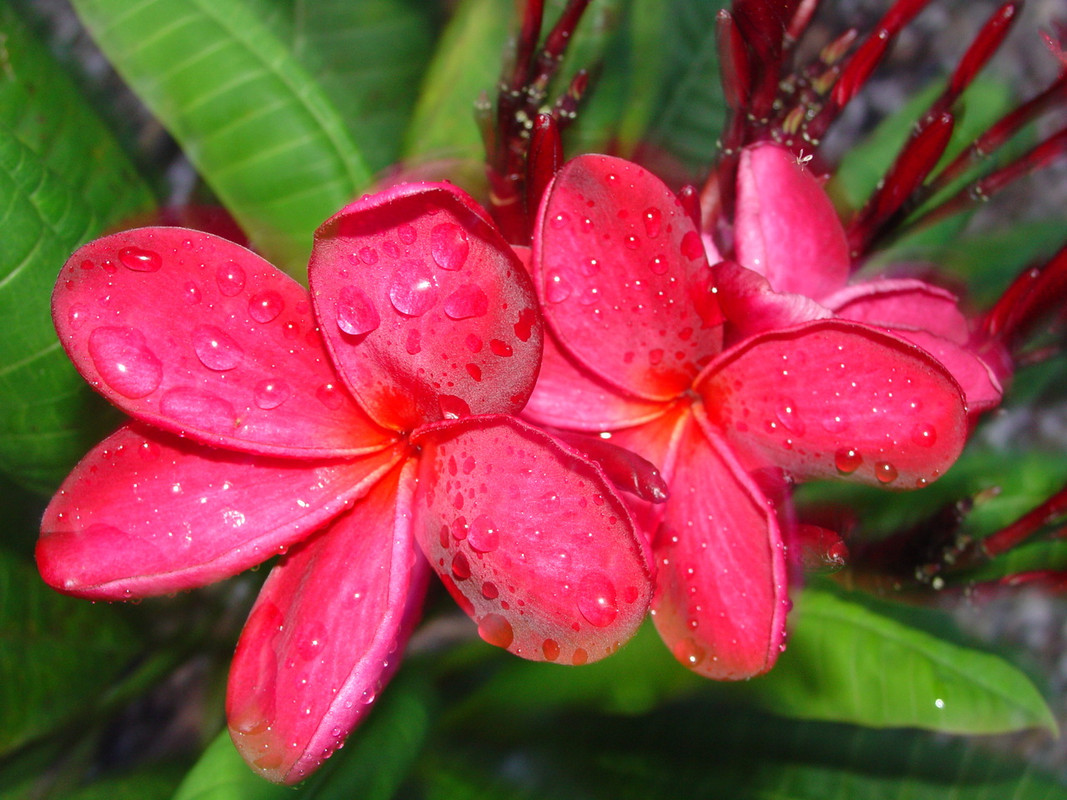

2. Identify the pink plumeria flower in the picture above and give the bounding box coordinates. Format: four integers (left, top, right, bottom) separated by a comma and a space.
525, 153, 970, 679
40, 182, 652, 783
708, 141, 1005, 413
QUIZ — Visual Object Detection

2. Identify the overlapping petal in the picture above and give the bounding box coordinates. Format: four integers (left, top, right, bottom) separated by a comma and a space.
734, 142, 850, 298
697, 320, 968, 487
411, 416, 652, 665
650, 407, 788, 680
227, 462, 429, 784
37, 424, 406, 598
534, 154, 722, 401
310, 183, 542, 431
53, 228, 393, 457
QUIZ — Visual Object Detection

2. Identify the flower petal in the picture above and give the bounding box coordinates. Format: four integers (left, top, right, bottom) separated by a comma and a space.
53, 228, 393, 456
697, 320, 968, 487
411, 416, 652, 665
227, 461, 429, 784
712, 260, 832, 340
823, 277, 970, 343
38, 424, 406, 598
893, 329, 1003, 413
734, 142, 850, 298
651, 407, 789, 679
310, 183, 542, 431
533, 154, 722, 400
524, 329, 668, 430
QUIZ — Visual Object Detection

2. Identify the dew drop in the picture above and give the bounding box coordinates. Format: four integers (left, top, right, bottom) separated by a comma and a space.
514, 308, 537, 342
580, 258, 600, 276
444, 284, 489, 319
776, 399, 805, 435
624, 235, 640, 250
88, 326, 163, 398
875, 461, 898, 484
68, 303, 90, 331
216, 262, 246, 296
192, 325, 244, 371
358, 246, 378, 265
549, 211, 570, 229
160, 387, 238, 431
673, 637, 706, 666
254, 379, 291, 410
545, 271, 573, 303
910, 423, 937, 448
467, 515, 499, 553
439, 394, 472, 419
542, 638, 561, 661
576, 572, 618, 627
397, 224, 417, 245
489, 339, 513, 357
337, 286, 380, 336
430, 223, 469, 271
118, 246, 162, 272
834, 447, 862, 474
451, 552, 471, 580
642, 207, 663, 238
648, 255, 669, 275
405, 328, 421, 355
572, 648, 588, 666
389, 262, 437, 316
249, 290, 284, 323
465, 363, 482, 381
481, 581, 499, 600
477, 613, 513, 649
316, 383, 344, 410
183, 281, 202, 305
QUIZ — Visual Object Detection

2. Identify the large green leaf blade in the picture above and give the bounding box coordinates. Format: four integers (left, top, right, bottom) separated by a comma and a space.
734, 585, 1056, 735
69, 0, 372, 274
0, 548, 140, 755
0, 127, 122, 492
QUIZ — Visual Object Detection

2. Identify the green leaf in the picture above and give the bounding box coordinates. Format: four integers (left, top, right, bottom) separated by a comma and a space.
403, 0, 514, 166
0, 548, 140, 755
173, 668, 432, 799
730, 584, 1057, 735
0, 126, 122, 492
0, 3, 155, 229
69, 0, 372, 274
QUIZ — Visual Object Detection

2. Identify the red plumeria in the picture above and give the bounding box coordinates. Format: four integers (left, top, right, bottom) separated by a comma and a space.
39, 182, 652, 783
707, 141, 1006, 414
524, 153, 970, 679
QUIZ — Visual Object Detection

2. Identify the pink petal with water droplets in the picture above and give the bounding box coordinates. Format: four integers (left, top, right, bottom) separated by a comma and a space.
697, 320, 968, 488
54, 228, 393, 457
38, 424, 406, 599
892, 329, 1003, 413
310, 183, 542, 431
651, 407, 788, 679
524, 329, 669, 430
533, 154, 722, 401
734, 143, 850, 298
228, 461, 429, 784
410, 416, 652, 665
712, 260, 832, 339
823, 278, 971, 343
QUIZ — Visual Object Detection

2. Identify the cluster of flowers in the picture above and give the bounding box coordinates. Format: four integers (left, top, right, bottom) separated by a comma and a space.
37, 0, 1067, 785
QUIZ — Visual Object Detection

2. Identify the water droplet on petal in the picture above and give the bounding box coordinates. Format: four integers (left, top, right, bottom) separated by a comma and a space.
68, 303, 90, 330
249, 291, 284, 323
643, 207, 663, 238
776, 399, 805, 435
389, 262, 437, 316
875, 461, 898, 484
834, 447, 862, 474
254, 379, 291, 409
673, 637, 706, 667
572, 648, 588, 666
438, 394, 471, 419
316, 383, 344, 410
648, 255, 669, 275
397, 224, 417, 245
216, 262, 246, 296
192, 325, 244, 371
405, 328, 421, 355
477, 613, 513, 649
910, 423, 937, 448
549, 211, 570, 229
451, 553, 471, 582
542, 639, 560, 661
467, 515, 499, 553
481, 581, 499, 599
545, 271, 573, 303
337, 286, 380, 336
680, 231, 704, 261
430, 223, 469, 271
489, 339, 513, 357
576, 572, 618, 627
118, 246, 162, 272
160, 387, 238, 431
183, 282, 202, 305
444, 284, 489, 319
358, 247, 378, 265
88, 326, 163, 398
